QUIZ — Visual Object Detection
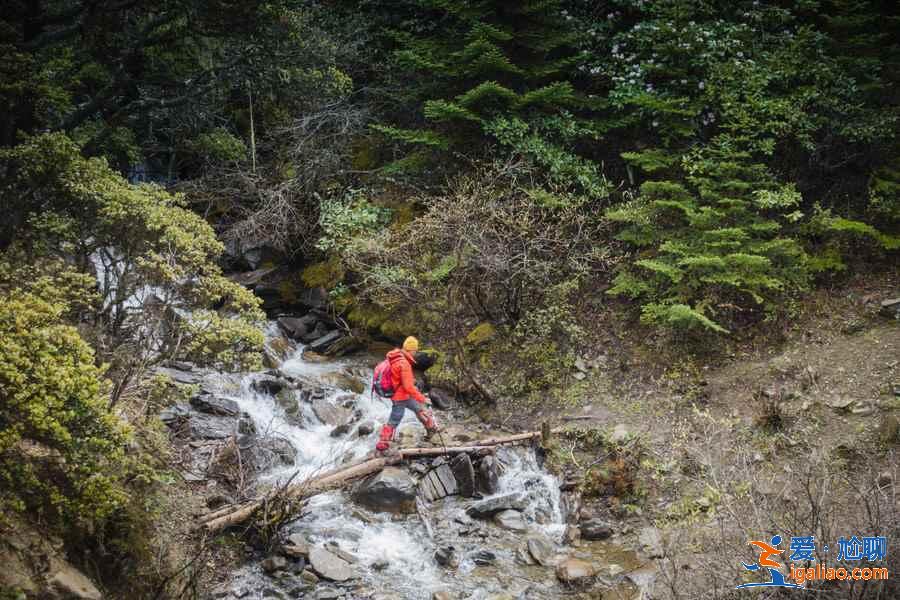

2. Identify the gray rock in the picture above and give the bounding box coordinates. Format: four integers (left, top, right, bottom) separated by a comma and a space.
160, 403, 191, 425
420, 464, 459, 502
357, 421, 375, 436
190, 393, 239, 417
434, 546, 459, 568
324, 542, 358, 564
429, 387, 454, 410
261, 555, 288, 574
526, 534, 555, 567
252, 376, 286, 396
556, 557, 596, 585
278, 315, 319, 340
475, 455, 500, 495
300, 570, 319, 584
450, 453, 476, 497
494, 509, 528, 533
352, 467, 418, 514
312, 397, 352, 427
470, 550, 497, 566
308, 546, 356, 582
432, 592, 453, 600
47, 564, 102, 600
330, 423, 351, 437
301, 321, 330, 344
579, 518, 613, 540
466, 492, 526, 518
315, 590, 342, 600
308, 330, 344, 352
245, 436, 296, 470
639, 526, 665, 558
879, 297, 900, 319
155, 366, 204, 385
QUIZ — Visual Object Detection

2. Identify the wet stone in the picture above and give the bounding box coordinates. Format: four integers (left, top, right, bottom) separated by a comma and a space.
494, 509, 528, 533
352, 467, 417, 514
309, 546, 356, 582
471, 550, 497, 566
475, 455, 500, 495
466, 492, 526, 518
434, 546, 459, 568
252, 376, 286, 395
261, 555, 288, 574
450, 453, 476, 497
579, 518, 613, 540
190, 393, 239, 417
300, 570, 319, 584
526, 534, 555, 567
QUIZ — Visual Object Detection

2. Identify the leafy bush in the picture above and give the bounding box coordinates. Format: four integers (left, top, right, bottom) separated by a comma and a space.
1, 133, 265, 400
0, 287, 128, 526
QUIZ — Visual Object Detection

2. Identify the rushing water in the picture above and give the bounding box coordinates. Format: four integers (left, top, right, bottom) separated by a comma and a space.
203, 327, 584, 600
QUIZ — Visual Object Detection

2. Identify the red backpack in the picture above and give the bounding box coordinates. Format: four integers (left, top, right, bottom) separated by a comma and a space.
372, 358, 396, 398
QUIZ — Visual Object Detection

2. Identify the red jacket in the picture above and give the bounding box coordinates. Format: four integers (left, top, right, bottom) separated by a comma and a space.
387, 349, 425, 403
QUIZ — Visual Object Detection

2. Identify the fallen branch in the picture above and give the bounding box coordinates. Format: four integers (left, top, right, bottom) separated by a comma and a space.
197, 430, 548, 534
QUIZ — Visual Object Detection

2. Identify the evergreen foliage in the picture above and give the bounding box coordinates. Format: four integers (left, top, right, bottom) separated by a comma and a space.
607, 147, 810, 332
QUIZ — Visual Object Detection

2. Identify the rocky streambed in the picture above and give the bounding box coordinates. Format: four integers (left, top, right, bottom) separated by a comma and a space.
159, 319, 654, 600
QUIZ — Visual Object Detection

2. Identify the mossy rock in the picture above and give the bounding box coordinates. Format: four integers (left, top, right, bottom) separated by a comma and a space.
302, 255, 344, 289
466, 322, 496, 346
348, 304, 390, 331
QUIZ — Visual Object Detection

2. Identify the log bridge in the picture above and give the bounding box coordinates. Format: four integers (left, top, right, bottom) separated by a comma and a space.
196, 430, 547, 534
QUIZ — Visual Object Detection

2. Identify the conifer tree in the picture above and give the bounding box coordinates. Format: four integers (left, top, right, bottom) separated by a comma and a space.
607, 146, 809, 333
373, 0, 607, 196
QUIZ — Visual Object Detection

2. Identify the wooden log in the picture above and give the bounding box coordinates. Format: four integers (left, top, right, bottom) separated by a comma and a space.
197, 430, 547, 533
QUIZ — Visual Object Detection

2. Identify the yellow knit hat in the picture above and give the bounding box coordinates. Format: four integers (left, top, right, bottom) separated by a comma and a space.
402, 336, 419, 353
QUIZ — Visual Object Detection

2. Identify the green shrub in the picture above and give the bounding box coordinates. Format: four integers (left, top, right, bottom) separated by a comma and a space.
0, 288, 128, 527
607, 147, 809, 333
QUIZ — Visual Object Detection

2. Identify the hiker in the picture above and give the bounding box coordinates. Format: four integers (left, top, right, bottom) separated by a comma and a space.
373, 336, 440, 452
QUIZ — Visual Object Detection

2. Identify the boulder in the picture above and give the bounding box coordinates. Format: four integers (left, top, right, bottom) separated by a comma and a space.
307, 330, 344, 353
330, 423, 351, 437
47, 564, 102, 600
312, 398, 352, 427
526, 534, 555, 567
450, 453, 476, 497
190, 393, 239, 417
278, 315, 320, 340
494, 509, 528, 533
420, 464, 458, 502
352, 467, 418, 514
434, 546, 460, 568
466, 492, 526, 518
301, 321, 330, 344
429, 387, 454, 410
261, 556, 288, 574
155, 366, 204, 386
879, 297, 900, 319
356, 421, 375, 436
470, 550, 497, 566
321, 372, 366, 395
229, 266, 279, 288
475, 455, 500, 495
579, 518, 613, 540
556, 558, 597, 585
324, 542, 358, 564
252, 376, 286, 396
300, 570, 319, 584
308, 546, 356, 582
246, 436, 296, 470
